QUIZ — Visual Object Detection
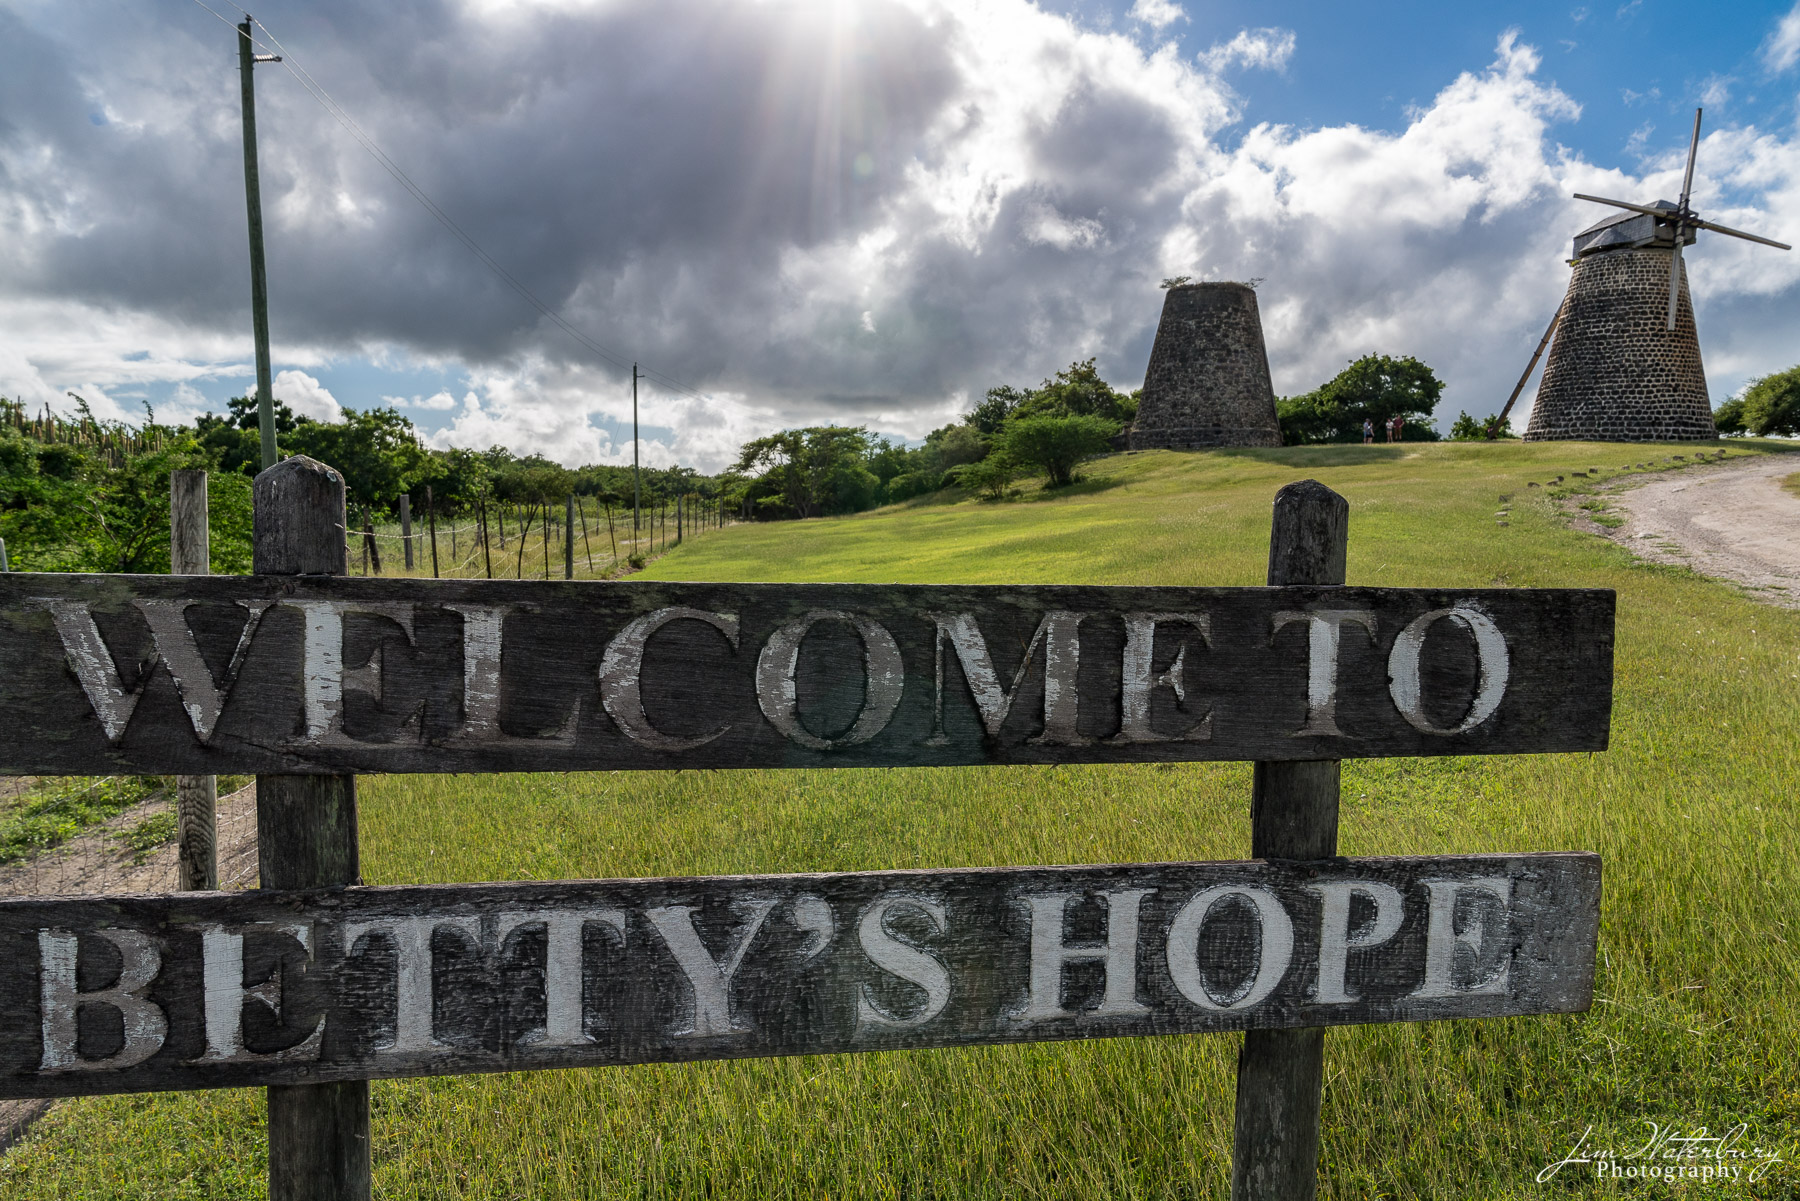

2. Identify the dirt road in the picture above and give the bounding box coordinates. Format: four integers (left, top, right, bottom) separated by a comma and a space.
1603, 451, 1800, 606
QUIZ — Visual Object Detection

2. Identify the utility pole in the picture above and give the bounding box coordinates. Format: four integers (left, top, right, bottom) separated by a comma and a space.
632, 363, 641, 540
238, 18, 281, 471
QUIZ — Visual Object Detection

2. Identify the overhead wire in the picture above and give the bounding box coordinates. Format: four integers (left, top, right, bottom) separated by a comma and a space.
198, 4, 744, 411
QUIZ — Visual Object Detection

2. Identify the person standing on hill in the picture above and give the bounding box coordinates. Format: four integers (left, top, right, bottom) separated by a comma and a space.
1392, 414, 1405, 442
1363, 417, 1374, 444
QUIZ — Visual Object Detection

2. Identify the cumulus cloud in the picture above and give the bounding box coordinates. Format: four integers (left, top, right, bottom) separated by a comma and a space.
386, 390, 458, 411
253, 370, 342, 422
1, 2, 1798, 466
1128, 0, 1186, 31
1197, 28, 1298, 75
1764, 2, 1800, 73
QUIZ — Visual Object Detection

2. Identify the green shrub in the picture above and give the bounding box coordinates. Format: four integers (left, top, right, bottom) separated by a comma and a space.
947, 455, 1019, 500
120, 811, 178, 863
0, 777, 163, 864
996, 414, 1119, 487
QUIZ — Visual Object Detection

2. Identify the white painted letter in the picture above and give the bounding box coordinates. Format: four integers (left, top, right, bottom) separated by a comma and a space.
32, 600, 156, 743
926, 611, 1087, 745
855, 896, 951, 1030
1166, 886, 1294, 1011
341, 915, 481, 1053
644, 900, 778, 1037
1271, 610, 1378, 736
1306, 881, 1404, 1004
443, 604, 580, 745
196, 923, 324, 1063
1112, 612, 1210, 743
1412, 878, 1513, 999
756, 610, 904, 749
495, 909, 626, 1047
134, 599, 273, 743
1387, 606, 1510, 735
38, 929, 168, 1072
1013, 889, 1153, 1021
290, 600, 422, 744
599, 607, 740, 750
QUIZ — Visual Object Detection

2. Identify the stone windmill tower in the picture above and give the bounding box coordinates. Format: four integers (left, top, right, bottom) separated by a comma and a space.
1129, 282, 1282, 449
1510, 109, 1790, 442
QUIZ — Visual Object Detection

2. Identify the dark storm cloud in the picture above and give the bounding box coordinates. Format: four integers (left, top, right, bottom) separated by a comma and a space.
3, 2, 1796, 455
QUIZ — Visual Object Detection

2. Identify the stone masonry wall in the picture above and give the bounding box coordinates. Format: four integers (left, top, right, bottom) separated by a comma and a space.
1130, 283, 1282, 449
1526, 247, 1716, 442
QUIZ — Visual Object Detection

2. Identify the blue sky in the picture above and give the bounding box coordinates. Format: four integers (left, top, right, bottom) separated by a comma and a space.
4, 0, 1798, 468
1083, 1, 1798, 163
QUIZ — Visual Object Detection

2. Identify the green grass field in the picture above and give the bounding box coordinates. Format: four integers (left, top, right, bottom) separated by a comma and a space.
6, 442, 1799, 1199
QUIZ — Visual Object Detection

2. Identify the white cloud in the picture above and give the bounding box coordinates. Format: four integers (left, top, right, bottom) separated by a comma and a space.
1198, 28, 1297, 75
1764, 3, 1800, 73
1128, 0, 1186, 31
1699, 74, 1733, 107
253, 369, 342, 422
385, 390, 458, 411
3, 4, 1799, 465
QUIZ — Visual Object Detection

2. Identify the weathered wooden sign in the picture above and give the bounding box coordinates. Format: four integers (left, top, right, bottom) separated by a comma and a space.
0, 576, 1614, 775
0, 852, 1598, 1100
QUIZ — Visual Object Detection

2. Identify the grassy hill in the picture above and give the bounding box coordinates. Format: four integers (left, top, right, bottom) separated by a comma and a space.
7, 443, 1799, 1199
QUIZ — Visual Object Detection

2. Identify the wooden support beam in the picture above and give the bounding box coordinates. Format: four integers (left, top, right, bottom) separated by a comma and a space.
1232, 478, 1348, 1201
251, 455, 370, 1201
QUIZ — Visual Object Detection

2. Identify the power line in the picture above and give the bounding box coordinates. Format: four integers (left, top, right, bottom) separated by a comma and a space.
203, 7, 747, 413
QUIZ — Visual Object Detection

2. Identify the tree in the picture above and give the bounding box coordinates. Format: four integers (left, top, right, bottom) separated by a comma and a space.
998, 414, 1120, 487
1713, 396, 1747, 435
285, 406, 431, 511
1013, 359, 1135, 425
966, 385, 1025, 435
735, 426, 876, 519
948, 453, 1019, 500
1278, 355, 1445, 443
1725, 365, 1800, 436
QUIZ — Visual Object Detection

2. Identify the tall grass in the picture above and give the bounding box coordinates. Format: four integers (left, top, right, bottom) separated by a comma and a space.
5, 442, 1798, 1199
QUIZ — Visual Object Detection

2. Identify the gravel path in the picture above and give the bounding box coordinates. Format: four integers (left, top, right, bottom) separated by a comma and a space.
1602, 451, 1800, 606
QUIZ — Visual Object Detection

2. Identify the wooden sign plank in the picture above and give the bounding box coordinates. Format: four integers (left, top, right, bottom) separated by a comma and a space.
0, 576, 1614, 776
0, 852, 1598, 1100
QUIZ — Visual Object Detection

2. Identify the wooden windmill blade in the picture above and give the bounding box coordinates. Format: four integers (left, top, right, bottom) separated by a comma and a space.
1571, 193, 1669, 217
1664, 109, 1703, 330
1692, 217, 1792, 251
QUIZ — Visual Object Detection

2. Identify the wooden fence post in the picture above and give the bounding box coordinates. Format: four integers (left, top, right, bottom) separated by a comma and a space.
565, 495, 575, 579
426, 485, 439, 579
171, 468, 216, 892
1231, 478, 1348, 1201
399, 493, 414, 570
252, 456, 370, 1201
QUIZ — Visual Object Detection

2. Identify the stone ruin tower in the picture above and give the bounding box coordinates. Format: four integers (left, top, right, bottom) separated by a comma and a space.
1129, 282, 1282, 449
1524, 205, 1715, 442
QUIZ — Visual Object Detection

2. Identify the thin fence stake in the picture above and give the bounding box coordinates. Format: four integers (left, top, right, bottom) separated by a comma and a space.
564, 495, 575, 580
515, 504, 532, 579
426, 485, 439, 579
577, 496, 594, 570
479, 497, 493, 580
